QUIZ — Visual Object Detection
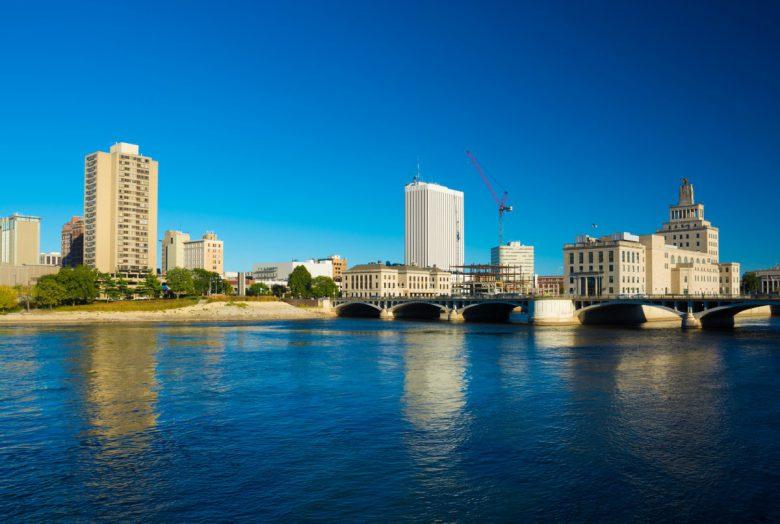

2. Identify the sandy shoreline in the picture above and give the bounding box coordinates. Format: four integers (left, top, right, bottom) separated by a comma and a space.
0, 301, 336, 325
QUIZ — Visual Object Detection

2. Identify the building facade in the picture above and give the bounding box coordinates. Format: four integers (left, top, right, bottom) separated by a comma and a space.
161, 230, 190, 274
0, 213, 40, 266
491, 241, 534, 291
39, 252, 62, 266
754, 266, 780, 295
252, 259, 334, 286
317, 255, 348, 282
184, 232, 224, 275
534, 275, 564, 296
656, 178, 719, 260
404, 180, 464, 270
342, 264, 451, 298
84, 142, 158, 277
61, 216, 85, 267
0, 264, 58, 287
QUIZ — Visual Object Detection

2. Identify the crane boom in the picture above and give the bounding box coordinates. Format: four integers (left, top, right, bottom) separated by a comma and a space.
466, 150, 504, 205
465, 150, 513, 245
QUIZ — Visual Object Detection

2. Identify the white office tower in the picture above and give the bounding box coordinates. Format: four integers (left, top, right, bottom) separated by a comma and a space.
404, 180, 464, 270
491, 241, 534, 277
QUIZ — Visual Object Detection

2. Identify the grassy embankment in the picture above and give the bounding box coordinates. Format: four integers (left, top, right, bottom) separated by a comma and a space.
54, 298, 199, 312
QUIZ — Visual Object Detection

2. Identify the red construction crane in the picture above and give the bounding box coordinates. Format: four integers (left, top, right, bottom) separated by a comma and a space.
465, 150, 513, 245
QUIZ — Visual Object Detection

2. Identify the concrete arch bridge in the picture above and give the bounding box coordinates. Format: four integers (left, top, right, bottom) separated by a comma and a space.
333, 297, 531, 322
332, 295, 780, 328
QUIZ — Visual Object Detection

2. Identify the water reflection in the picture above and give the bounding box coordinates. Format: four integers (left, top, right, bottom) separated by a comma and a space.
402, 328, 467, 431
401, 327, 469, 499
82, 326, 159, 439
565, 328, 728, 498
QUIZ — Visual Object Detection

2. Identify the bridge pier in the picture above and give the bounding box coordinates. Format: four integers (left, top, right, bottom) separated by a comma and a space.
682, 308, 701, 329
439, 309, 450, 321
379, 308, 394, 320
448, 308, 464, 322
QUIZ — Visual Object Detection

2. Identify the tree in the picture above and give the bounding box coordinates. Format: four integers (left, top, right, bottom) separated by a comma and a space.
223, 281, 234, 295
0, 285, 18, 311
117, 277, 134, 300
139, 271, 163, 298
310, 276, 337, 298
14, 284, 32, 311
34, 276, 67, 309
247, 282, 270, 296
271, 284, 287, 298
742, 272, 760, 294
166, 267, 195, 298
57, 265, 99, 305
100, 273, 121, 301
287, 265, 312, 298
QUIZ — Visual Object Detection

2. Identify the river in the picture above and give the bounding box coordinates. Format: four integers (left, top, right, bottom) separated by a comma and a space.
1, 318, 778, 521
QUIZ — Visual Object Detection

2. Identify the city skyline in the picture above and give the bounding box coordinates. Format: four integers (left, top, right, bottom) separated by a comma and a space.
1, 1, 779, 273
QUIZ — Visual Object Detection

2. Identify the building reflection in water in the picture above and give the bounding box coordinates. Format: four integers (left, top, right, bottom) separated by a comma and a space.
82, 326, 159, 440
401, 327, 469, 492
564, 327, 726, 487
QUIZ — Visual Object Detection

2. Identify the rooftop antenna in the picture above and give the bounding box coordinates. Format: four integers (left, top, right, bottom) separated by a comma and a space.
413, 157, 422, 183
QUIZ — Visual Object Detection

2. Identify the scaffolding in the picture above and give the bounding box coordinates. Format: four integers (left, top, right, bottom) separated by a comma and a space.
450, 264, 533, 296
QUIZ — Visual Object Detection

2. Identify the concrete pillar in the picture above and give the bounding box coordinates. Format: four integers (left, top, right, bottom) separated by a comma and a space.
682, 307, 701, 329
439, 309, 449, 321
379, 308, 394, 320
448, 308, 464, 322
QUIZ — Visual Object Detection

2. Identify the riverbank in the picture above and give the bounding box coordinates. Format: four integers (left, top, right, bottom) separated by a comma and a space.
0, 300, 335, 325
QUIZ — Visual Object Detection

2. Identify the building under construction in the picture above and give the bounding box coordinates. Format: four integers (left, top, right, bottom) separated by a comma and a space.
450, 264, 534, 296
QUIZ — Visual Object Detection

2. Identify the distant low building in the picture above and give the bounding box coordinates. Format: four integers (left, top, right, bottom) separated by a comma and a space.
317, 255, 348, 282
0, 264, 58, 287
342, 264, 451, 298
162, 230, 224, 276
184, 232, 224, 275
534, 275, 563, 296
754, 266, 780, 295
39, 252, 62, 266
252, 259, 334, 286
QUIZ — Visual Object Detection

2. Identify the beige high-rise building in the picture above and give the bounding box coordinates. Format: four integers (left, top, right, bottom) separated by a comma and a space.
184, 232, 224, 275
0, 213, 40, 266
83, 143, 158, 277
657, 178, 719, 261
161, 230, 190, 274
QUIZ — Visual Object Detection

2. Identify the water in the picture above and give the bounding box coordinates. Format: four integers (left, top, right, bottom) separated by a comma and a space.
1, 318, 779, 521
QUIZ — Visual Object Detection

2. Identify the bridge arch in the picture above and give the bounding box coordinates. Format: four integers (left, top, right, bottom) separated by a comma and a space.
460, 301, 524, 322
390, 301, 447, 320
695, 302, 774, 328
575, 301, 683, 325
335, 301, 383, 318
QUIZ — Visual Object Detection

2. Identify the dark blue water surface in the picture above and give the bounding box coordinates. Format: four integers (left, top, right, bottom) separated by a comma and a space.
1, 318, 779, 521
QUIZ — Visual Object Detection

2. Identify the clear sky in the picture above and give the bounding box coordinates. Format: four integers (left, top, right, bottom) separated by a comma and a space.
1, 0, 778, 274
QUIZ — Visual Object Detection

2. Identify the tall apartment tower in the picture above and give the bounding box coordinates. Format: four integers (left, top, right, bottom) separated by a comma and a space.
161, 230, 190, 274
83, 143, 158, 276
404, 180, 464, 270
0, 213, 41, 266
656, 178, 719, 261
61, 216, 85, 267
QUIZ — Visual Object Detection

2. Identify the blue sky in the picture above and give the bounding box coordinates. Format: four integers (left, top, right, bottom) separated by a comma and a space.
1, 0, 778, 273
